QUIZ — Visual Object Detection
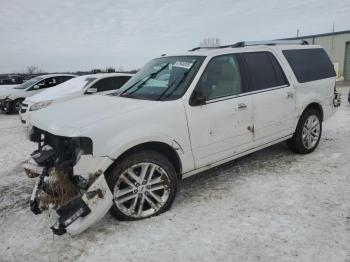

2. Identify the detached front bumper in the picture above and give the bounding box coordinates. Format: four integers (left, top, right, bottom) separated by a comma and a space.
24, 159, 113, 236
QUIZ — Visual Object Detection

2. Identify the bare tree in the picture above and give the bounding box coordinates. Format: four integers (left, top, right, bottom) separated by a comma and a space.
105, 67, 115, 73
117, 65, 124, 72
25, 65, 45, 74
199, 37, 221, 48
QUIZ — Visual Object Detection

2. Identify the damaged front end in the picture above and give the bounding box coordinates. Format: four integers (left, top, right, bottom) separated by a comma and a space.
24, 126, 113, 235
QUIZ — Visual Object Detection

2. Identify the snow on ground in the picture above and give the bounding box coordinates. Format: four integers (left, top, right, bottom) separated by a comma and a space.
0, 86, 349, 262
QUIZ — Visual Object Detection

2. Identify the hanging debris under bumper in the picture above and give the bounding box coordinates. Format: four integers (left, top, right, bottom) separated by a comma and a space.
25, 159, 113, 235
24, 127, 114, 235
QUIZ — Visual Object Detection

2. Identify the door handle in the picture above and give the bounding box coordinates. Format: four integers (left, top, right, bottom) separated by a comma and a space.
236, 103, 247, 110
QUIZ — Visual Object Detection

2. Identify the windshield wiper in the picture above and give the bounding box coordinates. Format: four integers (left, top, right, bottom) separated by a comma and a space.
121, 63, 169, 97
157, 61, 197, 101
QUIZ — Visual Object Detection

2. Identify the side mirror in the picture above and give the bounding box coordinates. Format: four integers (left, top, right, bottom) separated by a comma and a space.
86, 87, 97, 94
190, 90, 207, 106
33, 85, 40, 90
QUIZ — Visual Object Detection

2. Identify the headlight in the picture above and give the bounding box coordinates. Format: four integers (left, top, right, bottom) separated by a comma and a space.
30, 100, 52, 111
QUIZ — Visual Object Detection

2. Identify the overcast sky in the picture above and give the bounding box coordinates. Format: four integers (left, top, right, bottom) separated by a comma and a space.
1, 0, 350, 73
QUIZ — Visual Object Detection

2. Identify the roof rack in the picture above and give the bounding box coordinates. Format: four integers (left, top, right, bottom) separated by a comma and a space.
189, 40, 309, 51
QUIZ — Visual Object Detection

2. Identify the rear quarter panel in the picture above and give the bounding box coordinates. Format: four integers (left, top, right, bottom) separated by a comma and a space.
274, 47, 336, 128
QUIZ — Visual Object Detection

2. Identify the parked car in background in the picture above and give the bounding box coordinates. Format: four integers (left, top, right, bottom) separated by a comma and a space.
0, 74, 75, 113
0, 84, 17, 88
20, 73, 133, 125
24, 40, 340, 235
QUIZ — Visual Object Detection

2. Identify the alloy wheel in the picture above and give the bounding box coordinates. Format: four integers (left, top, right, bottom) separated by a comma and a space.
113, 162, 171, 218
302, 115, 320, 149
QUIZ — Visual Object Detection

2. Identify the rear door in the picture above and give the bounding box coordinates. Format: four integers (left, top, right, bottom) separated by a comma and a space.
241, 51, 295, 145
184, 54, 254, 168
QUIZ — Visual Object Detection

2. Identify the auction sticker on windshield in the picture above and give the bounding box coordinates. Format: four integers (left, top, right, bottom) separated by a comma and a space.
173, 61, 194, 69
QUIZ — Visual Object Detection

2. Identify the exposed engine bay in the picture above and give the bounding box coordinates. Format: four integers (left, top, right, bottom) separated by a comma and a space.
24, 126, 113, 235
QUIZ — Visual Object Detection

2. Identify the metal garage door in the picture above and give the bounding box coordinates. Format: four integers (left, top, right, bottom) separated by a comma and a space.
344, 42, 350, 80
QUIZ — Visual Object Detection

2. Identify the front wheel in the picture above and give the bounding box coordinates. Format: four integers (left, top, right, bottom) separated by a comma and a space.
107, 150, 178, 221
287, 109, 322, 154
12, 99, 24, 114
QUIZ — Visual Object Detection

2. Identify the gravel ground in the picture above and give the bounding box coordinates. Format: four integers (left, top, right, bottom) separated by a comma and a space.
0, 86, 349, 262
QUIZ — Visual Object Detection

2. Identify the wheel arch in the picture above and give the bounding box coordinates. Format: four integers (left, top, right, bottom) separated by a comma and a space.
104, 141, 183, 179
302, 102, 324, 121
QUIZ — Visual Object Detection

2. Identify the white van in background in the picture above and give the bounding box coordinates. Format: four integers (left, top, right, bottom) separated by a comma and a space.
20, 73, 133, 125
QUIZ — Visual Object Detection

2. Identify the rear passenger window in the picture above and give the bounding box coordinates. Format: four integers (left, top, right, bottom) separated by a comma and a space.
282, 48, 336, 83
243, 52, 287, 91
58, 76, 75, 83
92, 76, 131, 92
196, 54, 243, 100
267, 53, 288, 86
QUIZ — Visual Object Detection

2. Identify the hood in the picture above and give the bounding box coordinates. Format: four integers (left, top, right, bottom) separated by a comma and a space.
0, 86, 18, 99
26, 85, 81, 103
30, 94, 160, 136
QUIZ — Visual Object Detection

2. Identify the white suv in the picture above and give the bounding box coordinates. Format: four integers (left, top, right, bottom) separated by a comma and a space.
19, 73, 133, 125
23, 40, 340, 235
0, 74, 75, 113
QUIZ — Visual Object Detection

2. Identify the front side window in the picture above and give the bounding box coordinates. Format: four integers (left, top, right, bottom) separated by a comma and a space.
243, 52, 287, 91
14, 76, 44, 89
119, 56, 205, 101
195, 54, 243, 100
37, 77, 57, 89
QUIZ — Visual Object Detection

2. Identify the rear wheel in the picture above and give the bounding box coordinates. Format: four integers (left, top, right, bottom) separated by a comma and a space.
107, 150, 178, 221
287, 109, 322, 154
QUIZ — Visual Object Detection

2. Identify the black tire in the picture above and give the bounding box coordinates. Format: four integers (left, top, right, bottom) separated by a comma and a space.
11, 99, 24, 114
287, 108, 322, 154
107, 150, 178, 221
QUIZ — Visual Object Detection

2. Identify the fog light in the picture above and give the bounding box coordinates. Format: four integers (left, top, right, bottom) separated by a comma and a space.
56, 197, 91, 228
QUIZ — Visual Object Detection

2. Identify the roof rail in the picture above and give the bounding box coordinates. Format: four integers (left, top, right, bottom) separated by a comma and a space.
237, 40, 309, 47
188, 40, 308, 51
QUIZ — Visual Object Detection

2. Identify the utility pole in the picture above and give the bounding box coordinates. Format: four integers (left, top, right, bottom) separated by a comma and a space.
297, 29, 300, 37
331, 21, 335, 50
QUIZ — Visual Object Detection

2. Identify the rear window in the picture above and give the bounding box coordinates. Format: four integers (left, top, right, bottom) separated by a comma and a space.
282, 48, 335, 83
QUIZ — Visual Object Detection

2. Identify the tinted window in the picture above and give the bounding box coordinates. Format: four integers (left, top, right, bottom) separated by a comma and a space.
57, 76, 75, 83
243, 52, 287, 91
92, 76, 131, 92
267, 53, 288, 86
196, 54, 243, 100
283, 48, 335, 83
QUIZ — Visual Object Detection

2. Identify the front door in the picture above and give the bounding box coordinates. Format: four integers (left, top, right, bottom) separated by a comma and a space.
184, 54, 254, 168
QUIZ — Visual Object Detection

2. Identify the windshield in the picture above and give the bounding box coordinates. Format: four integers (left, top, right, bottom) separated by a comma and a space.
14, 76, 44, 89
118, 56, 204, 101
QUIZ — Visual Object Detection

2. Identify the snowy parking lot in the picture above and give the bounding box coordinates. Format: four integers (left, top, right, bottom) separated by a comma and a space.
0, 86, 349, 262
